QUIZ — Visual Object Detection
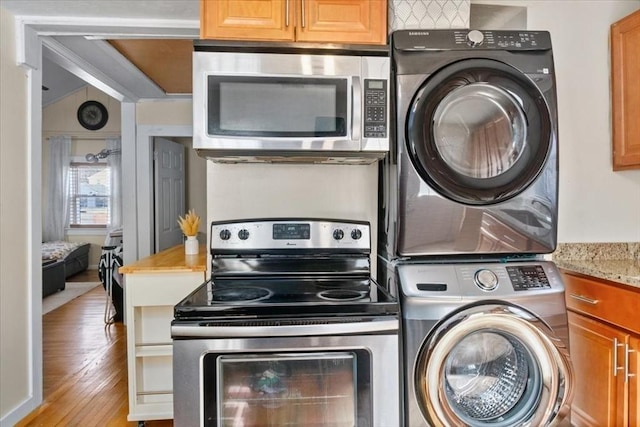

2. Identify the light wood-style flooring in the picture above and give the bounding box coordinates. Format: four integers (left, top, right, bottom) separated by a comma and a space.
16, 271, 173, 426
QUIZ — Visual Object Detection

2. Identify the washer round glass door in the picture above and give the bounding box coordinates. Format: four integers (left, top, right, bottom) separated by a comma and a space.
406, 59, 553, 205
414, 302, 573, 427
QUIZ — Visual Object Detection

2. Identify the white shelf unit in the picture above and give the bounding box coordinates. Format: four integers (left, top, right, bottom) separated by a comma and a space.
125, 270, 204, 423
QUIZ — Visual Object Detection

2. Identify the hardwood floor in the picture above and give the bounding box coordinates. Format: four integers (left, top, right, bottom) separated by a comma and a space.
65, 268, 100, 283
16, 282, 173, 426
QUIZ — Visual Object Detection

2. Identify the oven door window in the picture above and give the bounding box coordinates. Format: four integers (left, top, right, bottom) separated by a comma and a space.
207, 76, 349, 138
203, 351, 370, 427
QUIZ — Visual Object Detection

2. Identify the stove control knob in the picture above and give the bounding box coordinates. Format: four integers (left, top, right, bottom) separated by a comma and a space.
351, 229, 362, 240
219, 229, 231, 241
467, 29, 484, 47
238, 229, 250, 240
474, 269, 499, 291
333, 229, 344, 240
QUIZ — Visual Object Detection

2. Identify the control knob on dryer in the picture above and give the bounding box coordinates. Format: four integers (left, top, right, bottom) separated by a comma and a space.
467, 30, 484, 47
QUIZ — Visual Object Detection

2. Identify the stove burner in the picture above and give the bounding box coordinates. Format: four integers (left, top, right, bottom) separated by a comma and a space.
210, 287, 272, 303
317, 289, 367, 301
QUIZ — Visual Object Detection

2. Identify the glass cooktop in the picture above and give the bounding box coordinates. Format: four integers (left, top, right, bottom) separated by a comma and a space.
173, 277, 398, 320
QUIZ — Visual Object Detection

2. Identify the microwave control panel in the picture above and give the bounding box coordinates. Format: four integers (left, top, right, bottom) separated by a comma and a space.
364, 79, 388, 138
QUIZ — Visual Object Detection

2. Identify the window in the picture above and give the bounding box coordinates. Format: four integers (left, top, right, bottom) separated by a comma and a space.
68, 162, 111, 227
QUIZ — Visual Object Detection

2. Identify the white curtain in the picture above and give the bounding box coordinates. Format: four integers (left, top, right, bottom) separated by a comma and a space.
106, 136, 122, 228
43, 135, 71, 241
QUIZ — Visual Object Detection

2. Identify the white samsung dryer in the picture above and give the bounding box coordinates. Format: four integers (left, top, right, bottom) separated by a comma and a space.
379, 29, 560, 259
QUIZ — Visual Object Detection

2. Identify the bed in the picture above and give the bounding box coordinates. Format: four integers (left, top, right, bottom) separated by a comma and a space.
42, 241, 91, 297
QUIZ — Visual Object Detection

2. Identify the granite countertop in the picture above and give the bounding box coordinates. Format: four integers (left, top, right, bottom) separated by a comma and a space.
553, 242, 640, 289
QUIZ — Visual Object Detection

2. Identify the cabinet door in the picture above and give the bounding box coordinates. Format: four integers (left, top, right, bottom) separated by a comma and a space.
611, 9, 640, 170
296, 0, 387, 44
201, 0, 295, 41
630, 334, 640, 427
568, 312, 627, 427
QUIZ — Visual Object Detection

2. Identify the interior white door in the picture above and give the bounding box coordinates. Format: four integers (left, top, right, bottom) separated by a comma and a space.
154, 137, 185, 253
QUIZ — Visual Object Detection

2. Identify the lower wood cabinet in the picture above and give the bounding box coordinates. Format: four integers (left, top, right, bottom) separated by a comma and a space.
125, 270, 204, 423
562, 270, 639, 427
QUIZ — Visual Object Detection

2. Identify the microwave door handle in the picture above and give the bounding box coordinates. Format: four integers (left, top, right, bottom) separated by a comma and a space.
352, 76, 361, 142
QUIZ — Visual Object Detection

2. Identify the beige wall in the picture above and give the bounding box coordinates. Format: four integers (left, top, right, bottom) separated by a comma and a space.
42, 86, 122, 267
136, 99, 191, 125
0, 6, 31, 421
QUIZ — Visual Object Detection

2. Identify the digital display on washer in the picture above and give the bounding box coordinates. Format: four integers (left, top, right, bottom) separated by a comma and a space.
506, 265, 551, 290
273, 223, 310, 240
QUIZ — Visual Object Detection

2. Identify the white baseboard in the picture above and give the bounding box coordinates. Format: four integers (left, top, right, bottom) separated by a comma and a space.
0, 394, 40, 427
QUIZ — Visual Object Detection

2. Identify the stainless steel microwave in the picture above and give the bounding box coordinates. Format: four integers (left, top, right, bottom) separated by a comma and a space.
192, 47, 390, 164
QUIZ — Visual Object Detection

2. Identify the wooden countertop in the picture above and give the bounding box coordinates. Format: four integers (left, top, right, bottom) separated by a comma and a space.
119, 244, 207, 274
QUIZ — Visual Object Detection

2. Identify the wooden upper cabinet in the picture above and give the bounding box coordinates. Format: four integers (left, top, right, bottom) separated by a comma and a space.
201, 0, 295, 41
201, 0, 387, 45
296, 0, 387, 44
611, 9, 640, 170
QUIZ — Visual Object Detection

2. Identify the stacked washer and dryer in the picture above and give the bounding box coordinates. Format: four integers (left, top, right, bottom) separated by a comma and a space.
378, 30, 574, 426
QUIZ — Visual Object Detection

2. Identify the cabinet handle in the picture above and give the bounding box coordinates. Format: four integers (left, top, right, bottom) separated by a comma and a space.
301, 0, 306, 28
625, 343, 636, 383
569, 293, 599, 305
613, 338, 624, 377
285, 0, 289, 27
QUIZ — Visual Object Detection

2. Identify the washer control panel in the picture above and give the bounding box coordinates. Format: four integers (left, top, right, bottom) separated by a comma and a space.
506, 265, 551, 290
459, 263, 553, 293
397, 261, 562, 300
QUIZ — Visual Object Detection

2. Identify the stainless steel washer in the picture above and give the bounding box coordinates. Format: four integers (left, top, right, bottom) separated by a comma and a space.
379, 259, 574, 427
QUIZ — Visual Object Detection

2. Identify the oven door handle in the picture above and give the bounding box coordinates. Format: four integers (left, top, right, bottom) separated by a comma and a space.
171, 318, 398, 338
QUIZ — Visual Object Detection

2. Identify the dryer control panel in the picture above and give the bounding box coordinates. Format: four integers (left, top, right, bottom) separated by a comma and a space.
393, 29, 552, 51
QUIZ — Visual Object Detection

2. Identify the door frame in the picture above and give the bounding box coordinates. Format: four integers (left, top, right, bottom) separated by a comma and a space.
7, 17, 196, 425
137, 126, 192, 258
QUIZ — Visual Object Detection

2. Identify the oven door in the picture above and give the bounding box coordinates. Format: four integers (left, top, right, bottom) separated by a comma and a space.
172, 321, 399, 427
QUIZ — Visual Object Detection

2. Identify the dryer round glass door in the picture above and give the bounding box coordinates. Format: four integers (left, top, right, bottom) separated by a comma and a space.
414, 302, 573, 427
406, 59, 554, 205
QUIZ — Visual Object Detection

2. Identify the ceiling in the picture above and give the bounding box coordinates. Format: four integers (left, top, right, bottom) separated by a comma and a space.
2, 0, 200, 103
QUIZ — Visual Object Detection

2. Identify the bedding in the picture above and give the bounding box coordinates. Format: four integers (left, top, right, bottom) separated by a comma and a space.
42, 240, 91, 279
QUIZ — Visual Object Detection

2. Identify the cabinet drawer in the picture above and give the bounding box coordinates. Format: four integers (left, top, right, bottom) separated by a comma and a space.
562, 271, 640, 334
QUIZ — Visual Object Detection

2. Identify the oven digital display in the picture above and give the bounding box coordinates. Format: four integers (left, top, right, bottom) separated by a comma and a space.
273, 223, 311, 240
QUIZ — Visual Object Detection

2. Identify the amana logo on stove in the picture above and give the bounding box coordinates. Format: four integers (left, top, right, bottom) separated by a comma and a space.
286, 242, 297, 246
409, 31, 430, 36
